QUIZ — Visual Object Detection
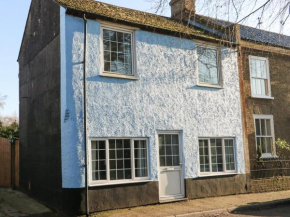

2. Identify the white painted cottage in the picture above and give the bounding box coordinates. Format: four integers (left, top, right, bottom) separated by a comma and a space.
19, 0, 247, 215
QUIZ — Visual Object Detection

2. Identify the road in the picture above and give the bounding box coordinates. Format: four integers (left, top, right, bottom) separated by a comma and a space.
225, 205, 290, 217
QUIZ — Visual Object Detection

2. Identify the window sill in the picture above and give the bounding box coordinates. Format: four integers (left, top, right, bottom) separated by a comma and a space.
89, 179, 152, 187
197, 84, 223, 89
198, 172, 238, 178
100, 72, 139, 80
260, 155, 279, 159
251, 95, 274, 100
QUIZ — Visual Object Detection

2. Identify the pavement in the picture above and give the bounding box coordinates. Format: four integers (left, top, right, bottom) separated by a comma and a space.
1, 188, 290, 217
0, 188, 58, 217
92, 191, 290, 217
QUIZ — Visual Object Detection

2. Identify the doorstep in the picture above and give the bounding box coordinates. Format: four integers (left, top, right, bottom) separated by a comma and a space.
159, 198, 188, 204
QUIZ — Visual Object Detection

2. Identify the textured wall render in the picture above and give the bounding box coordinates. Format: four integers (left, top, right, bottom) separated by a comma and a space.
61, 15, 245, 188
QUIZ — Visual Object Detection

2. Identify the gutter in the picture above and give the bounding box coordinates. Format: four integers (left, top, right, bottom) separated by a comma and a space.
83, 13, 89, 217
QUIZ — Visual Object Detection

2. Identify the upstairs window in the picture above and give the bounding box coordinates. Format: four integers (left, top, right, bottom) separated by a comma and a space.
197, 46, 220, 86
254, 115, 276, 157
199, 138, 236, 175
249, 56, 271, 98
102, 26, 134, 77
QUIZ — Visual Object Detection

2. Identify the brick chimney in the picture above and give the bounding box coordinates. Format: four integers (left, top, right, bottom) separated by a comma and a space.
170, 0, 195, 19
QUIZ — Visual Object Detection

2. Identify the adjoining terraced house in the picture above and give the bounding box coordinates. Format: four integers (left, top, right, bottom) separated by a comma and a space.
18, 0, 248, 215
236, 22, 290, 191
191, 14, 290, 192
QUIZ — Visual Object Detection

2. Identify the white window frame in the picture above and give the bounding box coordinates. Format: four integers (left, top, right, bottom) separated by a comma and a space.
196, 43, 222, 88
253, 114, 276, 158
249, 56, 273, 99
89, 138, 150, 186
100, 24, 137, 80
198, 137, 237, 177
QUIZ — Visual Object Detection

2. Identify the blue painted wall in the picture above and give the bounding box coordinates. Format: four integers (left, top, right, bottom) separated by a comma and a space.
61, 12, 245, 188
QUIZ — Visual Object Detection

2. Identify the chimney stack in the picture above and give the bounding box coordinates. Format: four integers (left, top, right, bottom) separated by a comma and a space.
170, 0, 195, 19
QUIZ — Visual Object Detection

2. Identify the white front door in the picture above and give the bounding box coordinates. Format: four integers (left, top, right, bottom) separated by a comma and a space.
158, 133, 185, 200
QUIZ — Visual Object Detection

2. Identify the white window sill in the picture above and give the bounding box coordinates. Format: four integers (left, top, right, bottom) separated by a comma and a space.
89, 179, 152, 187
251, 95, 274, 100
197, 84, 223, 89
260, 155, 279, 159
198, 172, 238, 178
100, 72, 139, 80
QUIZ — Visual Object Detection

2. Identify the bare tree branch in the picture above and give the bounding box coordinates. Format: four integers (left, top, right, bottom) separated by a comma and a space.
0, 94, 7, 109
144, 0, 290, 34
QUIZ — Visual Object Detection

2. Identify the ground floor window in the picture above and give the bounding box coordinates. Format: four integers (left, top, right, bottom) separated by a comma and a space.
199, 138, 236, 175
90, 138, 149, 185
254, 115, 275, 157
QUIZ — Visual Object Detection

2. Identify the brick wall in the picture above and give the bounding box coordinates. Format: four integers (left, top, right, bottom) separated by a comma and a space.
241, 47, 290, 179
251, 177, 290, 193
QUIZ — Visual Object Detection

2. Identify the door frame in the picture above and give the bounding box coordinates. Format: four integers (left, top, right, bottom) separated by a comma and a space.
157, 131, 185, 201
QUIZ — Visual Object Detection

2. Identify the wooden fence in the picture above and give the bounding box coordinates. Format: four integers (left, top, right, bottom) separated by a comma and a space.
0, 137, 19, 187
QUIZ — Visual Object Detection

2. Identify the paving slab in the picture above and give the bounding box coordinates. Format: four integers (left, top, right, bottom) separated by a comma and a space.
0, 188, 58, 217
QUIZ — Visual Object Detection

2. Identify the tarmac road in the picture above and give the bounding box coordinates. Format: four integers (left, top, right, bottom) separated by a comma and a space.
225, 205, 290, 217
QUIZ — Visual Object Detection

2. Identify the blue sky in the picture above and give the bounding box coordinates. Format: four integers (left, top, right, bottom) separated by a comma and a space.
0, 0, 162, 117
0, 0, 288, 117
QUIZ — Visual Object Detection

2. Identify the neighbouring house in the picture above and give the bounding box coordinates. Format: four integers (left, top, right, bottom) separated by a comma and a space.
192, 12, 290, 192
236, 25, 290, 190
18, 0, 248, 215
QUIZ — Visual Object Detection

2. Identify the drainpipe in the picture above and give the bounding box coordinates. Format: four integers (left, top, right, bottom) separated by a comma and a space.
10, 138, 15, 190
83, 14, 89, 217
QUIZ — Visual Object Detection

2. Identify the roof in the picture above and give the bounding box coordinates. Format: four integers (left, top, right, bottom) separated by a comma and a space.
240, 25, 290, 49
194, 14, 290, 49
54, 0, 227, 43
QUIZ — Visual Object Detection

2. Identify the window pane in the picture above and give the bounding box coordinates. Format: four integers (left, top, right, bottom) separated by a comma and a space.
124, 139, 130, 149
134, 140, 148, 178
172, 135, 179, 144
166, 156, 173, 166
225, 139, 235, 171
261, 119, 266, 136
197, 47, 219, 85
255, 119, 261, 136
110, 160, 116, 170
165, 145, 172, 155
117, 32, 124, 42
266, 119, 271, 136
91, 141, 107, 181
103, 40, 110, 51
99, 160, 106, 170
103, 29, 133, 75
210, 139, 223, 173
199, 139, 209, 172
165, 135, 171, 144
172, 145, 179, 155
125, 169, 132, 179
109, 139, 132, 180
104, 51, 110, 62
265, 137, 272, 154
110, 170, 116, 180
100, 171, 106, 180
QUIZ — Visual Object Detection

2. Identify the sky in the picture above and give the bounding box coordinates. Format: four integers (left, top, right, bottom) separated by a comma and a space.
0, 0, 289, 117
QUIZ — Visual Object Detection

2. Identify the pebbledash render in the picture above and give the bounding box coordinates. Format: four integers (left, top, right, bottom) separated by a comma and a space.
19, 0, 247, 215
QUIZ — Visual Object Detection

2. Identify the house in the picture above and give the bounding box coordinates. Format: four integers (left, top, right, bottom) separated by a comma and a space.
236, 24, 290, 189
18, 0, 247, 215
191, 14, 290, 191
